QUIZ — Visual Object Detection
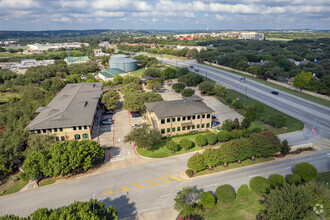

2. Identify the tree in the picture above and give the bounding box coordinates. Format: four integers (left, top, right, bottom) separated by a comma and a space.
205, 132, 218, 145
221, 119, 234, 132
113, 75, 123, 84
230, 130, 241, 139
203, 149, 221, 168
249, 131, 281, 158
147, 81, 162, 91
161, 67, 175, 79
236, 61, 248, 71
201, 192, 216, 209
166, 141, 180, 153
172, 83, 185, 92
260, 184, 315, 219
124, 123, 162, 149
293, 71, 312, 91
268, 115, 287, 128
246, 65, 261, 76
241, 117, 251, 129
237, 184, 251, 199
286, 173, 302, 185
25, 134, 56, 156
180, 139, 193, 150
181, 88, 195, 97
249, 176, 270, 194
198, 82, 215, 95
242, 129, 252, 137
20, 150, 48, 180
187, 153, 205, 172
122, 75, 140, 85
215, 185, 236, 203
213, 84, 227, 97
178, 73, 203, 86
174, 186, 202, 213
280, 139, 291, 155
233, 118, 240, 130
195, 135, 207, 147
101, 90, 120, 110
295, 162, 318, 181
269, 174, 285, 188
217, 130, 231, 142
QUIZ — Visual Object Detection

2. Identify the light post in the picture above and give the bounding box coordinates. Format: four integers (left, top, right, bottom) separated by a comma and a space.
93, 194, 96, 211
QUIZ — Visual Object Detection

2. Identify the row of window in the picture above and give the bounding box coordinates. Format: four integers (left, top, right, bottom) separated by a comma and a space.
161, 114, 211, 124
55, 133, 89, 141
36, 126, 89, 134
161, 123, 210, 134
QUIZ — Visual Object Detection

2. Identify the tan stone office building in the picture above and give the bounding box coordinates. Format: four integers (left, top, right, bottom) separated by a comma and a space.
145, 96, 214, 136
26, 82, 103, 141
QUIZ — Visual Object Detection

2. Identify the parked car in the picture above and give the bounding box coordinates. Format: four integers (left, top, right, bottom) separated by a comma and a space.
190, 65, 194, 69
271, 90, 279, 95
101, 118, 114, 125
103, 110, 114, 115
212, 115, 217, 119
195, 69, 199, 72
163, 88, 168, 92
212, 121, 220, 127
132, 113, 141, 118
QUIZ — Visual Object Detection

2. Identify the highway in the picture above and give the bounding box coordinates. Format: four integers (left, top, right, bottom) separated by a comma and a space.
159, 57, 330, 142
0, 149, 329, 218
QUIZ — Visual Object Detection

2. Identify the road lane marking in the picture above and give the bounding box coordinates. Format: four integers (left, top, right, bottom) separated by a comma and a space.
133, 184, 144, 188
103, 190, 114, 194
147, 180, 159, 186
121, 187, 130, 191
248, 174, 258, 178
314, 141, 330, 146
314, 144, 330, 150
167, 175, 182, 181
157, 177, 172, 183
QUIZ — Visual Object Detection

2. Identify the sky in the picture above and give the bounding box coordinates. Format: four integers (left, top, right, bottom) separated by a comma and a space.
0, 0, 329, 31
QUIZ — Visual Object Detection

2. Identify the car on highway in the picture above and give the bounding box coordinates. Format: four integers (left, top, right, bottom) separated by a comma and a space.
190, 65, 194, 69
240, 77, 246, 82
271, 90, 279, 95
195, 69, 199, 72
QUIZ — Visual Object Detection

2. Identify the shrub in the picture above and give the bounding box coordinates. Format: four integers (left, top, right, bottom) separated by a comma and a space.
203, 149, 221, 168
294, 162, 318, 181
249, 176, 270, 194
221, 119, 234, 132
252, 127, 262, 133
217, 130, 231, 142
242, 129, 252, 137
269, 174, 285, 188
286, 173, 302, 185
180, 138, 193, 150
181, 88, 195, 97
195, 135, 207, 147
199, 82, 215, 95
230, 130, 241, 139
200, 192, 216, 208
205, 132, 218, 145
185, 169, 194, 178
166, 141, 179, 152
187, 153, 205, 172
172, 83, 185, 92
233, 118, 240, 129
215, 185, 236, 203
241, 117, 251, 129
237, 184, 251, 198
280, 139, 291, 155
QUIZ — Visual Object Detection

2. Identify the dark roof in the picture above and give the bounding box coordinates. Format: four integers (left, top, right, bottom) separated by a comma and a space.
100, 68, 126, 78
26, 82, 103, 130
145, 97, 214, 118
183, 95, 203, 102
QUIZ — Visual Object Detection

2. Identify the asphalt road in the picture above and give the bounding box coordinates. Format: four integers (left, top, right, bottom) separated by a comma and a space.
159, 57, 330, 143
0, 149, 329, 218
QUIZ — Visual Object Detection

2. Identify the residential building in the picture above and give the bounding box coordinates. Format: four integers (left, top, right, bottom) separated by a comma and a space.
145, 96, 214, 136
26, 82, 103, 141
27, 42, 89, 51
238, 32, 264, 40
65, 56, 90, 65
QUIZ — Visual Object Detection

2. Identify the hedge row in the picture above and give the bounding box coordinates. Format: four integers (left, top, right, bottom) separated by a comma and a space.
187, 131, 281, 172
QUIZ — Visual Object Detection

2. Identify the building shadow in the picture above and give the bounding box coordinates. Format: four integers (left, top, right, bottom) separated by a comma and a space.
101, 195, 137, 219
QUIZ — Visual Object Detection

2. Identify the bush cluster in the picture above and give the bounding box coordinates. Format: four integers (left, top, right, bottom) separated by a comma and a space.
286, 173, 302, 185
249, 176, 270, 194
215, 185, 236, 203
294, 162, 318, 181
237, 184, 251, 198
269, 174, 285, 188
200, 192, 216, 208
185, 169, 194, 178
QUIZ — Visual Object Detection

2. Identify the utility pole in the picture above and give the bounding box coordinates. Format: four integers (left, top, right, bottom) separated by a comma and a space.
244, 86, 248, 106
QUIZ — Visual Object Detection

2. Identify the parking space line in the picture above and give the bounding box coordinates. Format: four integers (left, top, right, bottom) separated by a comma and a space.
157, 177, 172, 183
121, 187, 130, 191
167, 175, 182, 181
104, 190, 114, 194
133, 184, 144, 188
146, 180, 159, 186
315, 141, 330, 146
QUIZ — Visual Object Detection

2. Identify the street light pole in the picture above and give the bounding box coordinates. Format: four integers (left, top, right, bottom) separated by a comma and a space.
93, 194, 96, 211
309, 118, 317, 142
244, 86, 248, 106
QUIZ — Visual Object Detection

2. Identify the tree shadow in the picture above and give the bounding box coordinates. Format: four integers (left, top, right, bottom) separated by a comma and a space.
101, 195, 137, 219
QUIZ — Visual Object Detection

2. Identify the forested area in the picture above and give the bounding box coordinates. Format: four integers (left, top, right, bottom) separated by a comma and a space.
0, 61, 99, 176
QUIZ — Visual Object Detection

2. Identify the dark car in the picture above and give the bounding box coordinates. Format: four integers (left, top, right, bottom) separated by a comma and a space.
212, 115, 217, 119
195, 69, 199, 72
240, 77, 246, 82
103, 110, 114, 115
101, 118, 114, 125
212, 121, 220, 127
132, 113, 141, 118
271, 90, 279, 95
190, 65, 194, 69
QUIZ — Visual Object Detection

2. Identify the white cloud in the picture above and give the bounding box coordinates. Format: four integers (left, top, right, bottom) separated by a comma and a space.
0, 0, 39, 9
215, 14, 226, 21
59, 0, 88, 8
92, 0, 152, 11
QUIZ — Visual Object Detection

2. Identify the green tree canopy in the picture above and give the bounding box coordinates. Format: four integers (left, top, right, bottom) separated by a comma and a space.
101, 90, 120, 110
293, 71, 312, 90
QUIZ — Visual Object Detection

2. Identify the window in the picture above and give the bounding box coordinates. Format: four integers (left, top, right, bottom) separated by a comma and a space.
192, 125, 195, 129
187, 126, 190, 130
197, 115, 201, 119
177, 127, 181, 131
177, 117, 181, 121
172, 118, 176, 122
187, 116, 191, 120
56, 137, 59, 141
83, 134, 89, 139
37, 130, 41, 134
182, 127, 186, 131
42, 129, 46, 133
61, 136, 65, 141
167, 128, 170, 133
73, 126, 77, 131
202, 114, 205, 118
207, 114, 211, 119
172, 127, 175, 132
74, 134, 81, 140
201, 124, 205, 128
161, 129, 165, 134
197, 124, 200, 129
167, 118, 170, 123
84, 125, 88, 130
206, 123, 210, 128
161, 119, 165, 124
182, 116, 186, 121
54, 128, 58, 132
192, 115, 196, 120
79, 126, 82, 130
48, 129, 52, 132
59, 128, 63, 132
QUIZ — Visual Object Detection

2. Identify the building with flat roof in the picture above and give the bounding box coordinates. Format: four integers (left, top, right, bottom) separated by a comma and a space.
145, 96, 214, 136
26, 82, 103, 141
98, 68, 127, 82
65, 56, 90, 65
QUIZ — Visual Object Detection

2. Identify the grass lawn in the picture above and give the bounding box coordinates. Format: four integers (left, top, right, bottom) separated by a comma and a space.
266, 37, 292, 41
130, 67, 145, 77
202, 63, 330, 108
0, 179, 28, 197
145, 53, 187, 60
318, 171, 330, 189
38, 178, 56, 187
218, 89, 304, 134
195, 157, 274, 177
